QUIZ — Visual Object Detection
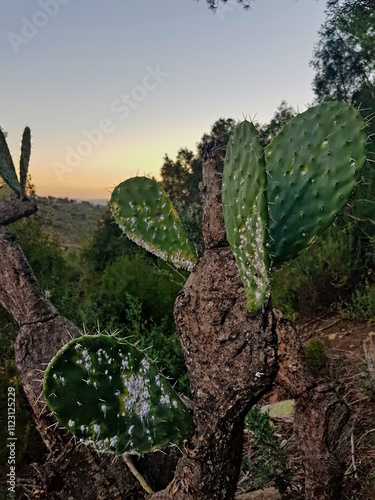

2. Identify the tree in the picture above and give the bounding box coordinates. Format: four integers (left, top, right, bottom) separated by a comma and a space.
160, 117, 236, 206
160, 118, 236, 256
161, 150, 196, 205
311, 0, 375, 102
200, 0, 253, 12
257, 100, 295, 147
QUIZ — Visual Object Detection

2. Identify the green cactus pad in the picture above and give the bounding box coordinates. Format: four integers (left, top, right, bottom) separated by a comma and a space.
44, 334, 194, 454
222, 121, 269, 311
110, 177, 198, 271
19, 127, 31, 199
265, 101, 367, 267
0, 129, 21, 195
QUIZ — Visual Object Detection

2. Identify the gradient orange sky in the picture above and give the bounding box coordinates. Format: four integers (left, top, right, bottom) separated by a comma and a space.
1, 0, 327, 200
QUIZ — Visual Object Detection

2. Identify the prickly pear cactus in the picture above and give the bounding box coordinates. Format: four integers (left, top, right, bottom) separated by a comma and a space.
222, 121, 270, 310
0, 128, 21, 195
44, 334, 193, 454
222, 101, 367, 311
111, 177, 198, 271
265, 101, 367, 267
19, 127, 31, 199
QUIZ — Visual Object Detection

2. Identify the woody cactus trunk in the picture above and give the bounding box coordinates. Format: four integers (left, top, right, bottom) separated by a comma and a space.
0, 102, 364, 499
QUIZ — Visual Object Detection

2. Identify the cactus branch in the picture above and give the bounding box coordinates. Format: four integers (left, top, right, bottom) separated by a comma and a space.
0, 128, 21, 195
20, 127, 31, 200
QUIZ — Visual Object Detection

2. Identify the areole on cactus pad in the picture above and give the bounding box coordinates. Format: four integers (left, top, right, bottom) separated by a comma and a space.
110, 176, 198, 271
43, 334, 194, 454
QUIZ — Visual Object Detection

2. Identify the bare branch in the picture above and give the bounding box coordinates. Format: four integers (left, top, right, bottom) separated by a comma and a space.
0, 195, 37, 225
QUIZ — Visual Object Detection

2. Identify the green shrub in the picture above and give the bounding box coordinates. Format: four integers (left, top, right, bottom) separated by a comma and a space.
9, 215, 83, 323
138, 318, 189, 394
272, 223, 364, 318
305, 339, 328, 377
80, 252, 182, 330
342, 281, 375, 323
241, 406, 291, 493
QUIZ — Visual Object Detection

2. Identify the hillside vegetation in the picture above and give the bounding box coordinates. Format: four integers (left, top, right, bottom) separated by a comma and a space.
35, 196, 105, 249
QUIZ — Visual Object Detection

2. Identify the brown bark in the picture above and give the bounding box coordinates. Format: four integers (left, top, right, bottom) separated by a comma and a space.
152, 141, 278, 499
274, 312, 352, 499
0, 195, 37, 225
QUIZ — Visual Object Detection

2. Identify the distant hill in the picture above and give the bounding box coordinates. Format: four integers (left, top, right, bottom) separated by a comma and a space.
35, 196, 106, 249
79, 198, 109, 206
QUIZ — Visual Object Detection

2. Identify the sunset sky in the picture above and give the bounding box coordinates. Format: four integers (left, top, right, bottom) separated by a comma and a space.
1, 0, 327, 200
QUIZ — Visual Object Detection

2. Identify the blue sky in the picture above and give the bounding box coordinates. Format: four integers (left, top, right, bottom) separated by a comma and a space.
0, 0, 327, 199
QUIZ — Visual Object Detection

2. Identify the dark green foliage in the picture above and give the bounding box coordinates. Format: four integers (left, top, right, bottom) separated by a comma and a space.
272, 223, 364, 318
161, 119, 235, 208
161, 149, 201, 206
44, 334, 193, 454
352, 84, 375, 236
81, 254, 182, 329
241, 406, 291, 493
175, 201, 204, 258
79, 241, 189, 390
343, 280, 375, 323
159, 118, 236, 257
202, 0, 252, 11
80, 208, 189, 391
9, 215, 83, 323
197, 117, 236, 152
138, 319, 189, 394
310, 0, 375, 102
305, 340, 328, 377
82, 205, 138, 272
257, 101, 296, 148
